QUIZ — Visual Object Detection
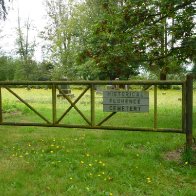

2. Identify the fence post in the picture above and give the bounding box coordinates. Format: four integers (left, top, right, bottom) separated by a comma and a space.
185, 74, 193, 148
52, 84, 57, 125
0, 86, 2, 124
91, 84, 95, 127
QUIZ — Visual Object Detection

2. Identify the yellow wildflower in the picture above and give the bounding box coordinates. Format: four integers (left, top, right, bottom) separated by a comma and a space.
147, 177, 151, 183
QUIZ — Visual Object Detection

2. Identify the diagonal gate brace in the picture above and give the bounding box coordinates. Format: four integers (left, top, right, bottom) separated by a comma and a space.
5, 87, 51, 124
56, 86, 91, 125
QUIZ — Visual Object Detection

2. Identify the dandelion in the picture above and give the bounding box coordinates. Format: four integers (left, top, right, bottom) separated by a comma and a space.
70, 177, 73, 180
56, 146, 59, 149
147, 177, 151, 183
102, 172, 105, 175
102, 163, 105, 166
99, 161, 102, 164
28, 144, 31, 147
97, 174, 101, 177
89, 163, 93, 167
89, 173, 92, 176
50, 151, 54, 153
80, 161, 84, 164
86, 153, 90, 157
53, 139, 56, 142
109, 193, 113, 196
51, 144, 55, 147
184, 161, 188, 165
86, 187, 90, 191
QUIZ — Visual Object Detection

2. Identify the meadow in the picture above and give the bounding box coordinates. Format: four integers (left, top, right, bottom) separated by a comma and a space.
0, 86, 195, 195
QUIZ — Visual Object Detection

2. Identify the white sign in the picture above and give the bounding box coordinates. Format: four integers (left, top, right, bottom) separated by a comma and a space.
103, 90, 149, 112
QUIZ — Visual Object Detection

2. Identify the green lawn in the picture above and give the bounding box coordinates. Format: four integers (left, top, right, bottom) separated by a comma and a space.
0, 88, 195, 195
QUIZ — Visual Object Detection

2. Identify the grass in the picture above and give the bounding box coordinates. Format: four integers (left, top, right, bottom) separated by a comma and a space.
0, 87, 196, 195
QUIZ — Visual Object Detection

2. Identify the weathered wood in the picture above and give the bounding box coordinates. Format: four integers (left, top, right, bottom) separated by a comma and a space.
97, 112, 117, 126
0, 80, 184, 86
0, 87, 2, 124
52, 85, 57, 124
1, 122, 183, 133
91, 84, 95, 127
154, 85, 158, 130
182, 82, 186, 132
5, 87, 51, 124
185, 74, 193, 148
57, 86, 91, 125
56, 86, 90, 124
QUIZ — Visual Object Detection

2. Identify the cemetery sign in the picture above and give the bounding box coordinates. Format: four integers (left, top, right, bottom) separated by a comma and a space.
103, 91, 149, 112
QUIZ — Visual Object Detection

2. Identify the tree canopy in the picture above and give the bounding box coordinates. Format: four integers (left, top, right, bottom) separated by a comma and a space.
0, 0, 195, 81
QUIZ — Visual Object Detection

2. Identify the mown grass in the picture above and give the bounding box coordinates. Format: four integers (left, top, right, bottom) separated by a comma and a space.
0, 87, 196, 195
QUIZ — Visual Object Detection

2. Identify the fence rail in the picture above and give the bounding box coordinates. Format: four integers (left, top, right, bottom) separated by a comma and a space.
0, 75, 193, 147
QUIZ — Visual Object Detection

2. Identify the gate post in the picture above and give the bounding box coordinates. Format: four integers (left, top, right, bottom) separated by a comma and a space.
0, 86, 2, 124
185, 74, 193, 148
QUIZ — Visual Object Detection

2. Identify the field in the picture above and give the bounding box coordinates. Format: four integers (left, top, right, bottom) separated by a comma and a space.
0, 86, 196, 195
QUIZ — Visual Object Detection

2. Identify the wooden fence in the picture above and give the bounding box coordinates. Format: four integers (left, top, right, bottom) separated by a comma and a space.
0, 74, 193, 147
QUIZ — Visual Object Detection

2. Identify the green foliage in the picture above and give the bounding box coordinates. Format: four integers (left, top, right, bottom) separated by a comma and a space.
0, 56, 15, 81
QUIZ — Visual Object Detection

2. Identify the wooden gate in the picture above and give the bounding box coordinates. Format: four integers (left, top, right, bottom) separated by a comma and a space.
0, 74, 193, 147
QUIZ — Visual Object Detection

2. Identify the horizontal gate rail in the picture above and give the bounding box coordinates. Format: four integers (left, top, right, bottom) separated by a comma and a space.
0, 80, 184, 85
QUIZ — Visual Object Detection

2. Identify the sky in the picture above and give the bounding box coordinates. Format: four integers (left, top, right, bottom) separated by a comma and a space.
0, 0, 47, 61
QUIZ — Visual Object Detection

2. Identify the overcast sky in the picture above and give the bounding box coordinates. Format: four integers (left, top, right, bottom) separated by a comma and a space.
0, 0, 46, 60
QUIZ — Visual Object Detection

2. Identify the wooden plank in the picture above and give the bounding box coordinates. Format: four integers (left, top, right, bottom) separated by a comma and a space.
103, 90, 149, 98
103, 97, 149, 105
185, 74, 193, 148
103, 105, 149, 112
0, 87, 2, 123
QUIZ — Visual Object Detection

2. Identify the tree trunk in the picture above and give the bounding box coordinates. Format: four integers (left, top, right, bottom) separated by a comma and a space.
159, 69, 171, 89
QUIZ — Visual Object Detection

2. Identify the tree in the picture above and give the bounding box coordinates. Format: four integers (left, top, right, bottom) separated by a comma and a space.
41, 0, 195, 80
79, 0, 195, 80
41, 0, 78, 79
15, 12, 37, 80
0, 0, 11, 20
